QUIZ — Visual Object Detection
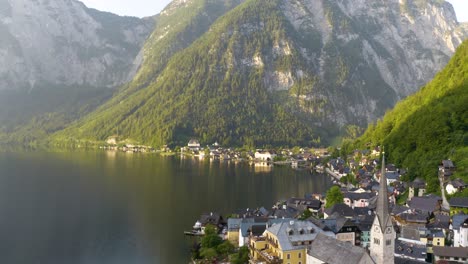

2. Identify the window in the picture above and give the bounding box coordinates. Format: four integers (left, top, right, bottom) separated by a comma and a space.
437, 241, 440, 245
386, 240, 391, 246
299, 252, 302, 258
374, 238, 380, 245
287, 253, 290, 259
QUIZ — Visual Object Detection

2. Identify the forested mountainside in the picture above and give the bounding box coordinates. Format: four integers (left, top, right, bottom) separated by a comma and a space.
53, 0, 467, 147
353, 40, 468, 185
0, 0, 154, 143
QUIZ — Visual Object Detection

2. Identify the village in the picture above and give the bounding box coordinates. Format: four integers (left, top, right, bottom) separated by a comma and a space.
183, 144, 468, 264
98, 138, 468, 263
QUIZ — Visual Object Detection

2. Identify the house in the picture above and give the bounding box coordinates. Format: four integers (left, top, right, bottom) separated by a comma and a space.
254, 150, 277, 161
385, 171, 400, 184
408, 178, 427, 201
306, 233, 374, 264
313, 217, 362, 246
249, 220, 332, 264
324, 204, 355, 219
287, 197, 322, 215
452, 214, 468, 247
187, 139, 201, 151
420, 229, 445, 253
192, 212, 224, 233
450, 197, 468, 215
106, 136, 118, 145
343, 192, 375, 208
409, 195, 444, 215
432, 246, 468, 263
394, 238, 427, 263
439, 160, 456, 179
227, 218, 242, 245
356, 218, 373, 249
393, 208, 431, 228
446, 179, 467, 195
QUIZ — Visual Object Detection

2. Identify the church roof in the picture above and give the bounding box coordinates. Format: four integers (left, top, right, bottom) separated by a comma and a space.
308, 233, 374, 264
376, 154, 390, 230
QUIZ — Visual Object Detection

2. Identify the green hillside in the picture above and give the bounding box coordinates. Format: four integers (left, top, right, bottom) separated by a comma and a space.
354, 40, 468, 183
53, 0, 331, 147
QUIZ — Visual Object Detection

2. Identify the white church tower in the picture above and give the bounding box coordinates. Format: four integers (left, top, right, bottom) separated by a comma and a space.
370, 154, 395, 263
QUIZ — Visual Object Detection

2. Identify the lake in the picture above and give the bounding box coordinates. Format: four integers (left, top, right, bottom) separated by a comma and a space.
0, 150, 332, 263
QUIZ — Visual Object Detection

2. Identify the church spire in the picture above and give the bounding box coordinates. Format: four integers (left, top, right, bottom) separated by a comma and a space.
370, 148, 395, 264
376, 151, 389, 229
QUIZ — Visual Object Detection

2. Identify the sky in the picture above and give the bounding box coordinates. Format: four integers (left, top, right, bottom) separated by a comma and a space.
79, 0, 468, 22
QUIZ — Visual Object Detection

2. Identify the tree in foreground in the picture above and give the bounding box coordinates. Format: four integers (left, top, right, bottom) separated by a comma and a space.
325, 186, 344, 208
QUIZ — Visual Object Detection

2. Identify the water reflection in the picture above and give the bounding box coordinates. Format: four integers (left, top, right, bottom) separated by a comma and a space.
0, 151, 332, 263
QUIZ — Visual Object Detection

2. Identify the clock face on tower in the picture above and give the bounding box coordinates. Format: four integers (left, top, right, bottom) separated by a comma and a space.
386, 227, 392, 234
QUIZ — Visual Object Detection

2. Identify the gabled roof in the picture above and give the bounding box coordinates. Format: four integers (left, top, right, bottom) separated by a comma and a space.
308, 233, 374, 264
449, 197, 468, 208
441, 160, 455, 168
452, 213, 468, 229
427, 214, 450, 229
433, 246, 468, 258
409, 196, 441, 212
266, 220, 326, 251
394, 238, 426, 261
344, 192, 375, 201
324, 203, 355, 218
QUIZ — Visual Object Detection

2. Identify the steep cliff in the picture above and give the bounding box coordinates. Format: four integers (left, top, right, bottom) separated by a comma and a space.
0, 0, 153, 90
53, 0, 467, 147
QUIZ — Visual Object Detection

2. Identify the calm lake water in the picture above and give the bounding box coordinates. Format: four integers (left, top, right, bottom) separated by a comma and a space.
0, 150, 332, 264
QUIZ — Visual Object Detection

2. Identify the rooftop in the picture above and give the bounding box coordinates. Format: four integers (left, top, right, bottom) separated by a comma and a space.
433, 246, 468, 258
308, 233, 374, 264
266, 220, 328, 251
449, 197, 468, 208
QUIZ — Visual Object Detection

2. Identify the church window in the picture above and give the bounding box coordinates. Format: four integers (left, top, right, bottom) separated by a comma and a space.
386, 239, 391, 245
374, 238, 380, 245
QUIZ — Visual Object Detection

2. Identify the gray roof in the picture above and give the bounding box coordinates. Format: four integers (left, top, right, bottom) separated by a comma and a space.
324, 203, 355, 218
266, 220, 327, 251
427, 214, 450, 229
433, 246, 468, 258
394, 257, 427, 264
409, 178, 426, 188
394, 238, 427, 261
452, 213, 468, 229
409, 196, 441, 212
386, 171, 399, 180
308, 233, 374, 264
238, 217, 286, 237
227, 218, 242, 231
442, 160, 455, 168
449, 197, 468, 208
344, 192, 375, 201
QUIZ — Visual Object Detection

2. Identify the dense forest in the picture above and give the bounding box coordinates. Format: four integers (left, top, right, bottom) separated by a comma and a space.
52, 0, 334, 148
352, 40, 468, 185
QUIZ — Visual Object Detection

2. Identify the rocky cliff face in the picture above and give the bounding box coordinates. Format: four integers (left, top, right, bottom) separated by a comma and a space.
278, 0, 467, 125
0, 0, 153, 90
3, 0, 467, 146
51, 0, 467, 147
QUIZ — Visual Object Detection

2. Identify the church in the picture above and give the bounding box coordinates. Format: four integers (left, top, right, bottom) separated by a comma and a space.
370, 155, 396, 263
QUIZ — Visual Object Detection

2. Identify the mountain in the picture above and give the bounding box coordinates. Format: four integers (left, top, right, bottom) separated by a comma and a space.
0, 0, 154, 143
0, 0, 153, 90
353, 40, 467, 189
53, 0, 467, 147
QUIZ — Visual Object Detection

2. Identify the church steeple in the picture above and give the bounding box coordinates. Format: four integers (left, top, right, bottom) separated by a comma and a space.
376, 153, 389, 230
370, 150, 395, 264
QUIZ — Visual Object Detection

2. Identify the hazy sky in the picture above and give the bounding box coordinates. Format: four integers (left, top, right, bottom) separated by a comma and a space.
80, 0, 468, 22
